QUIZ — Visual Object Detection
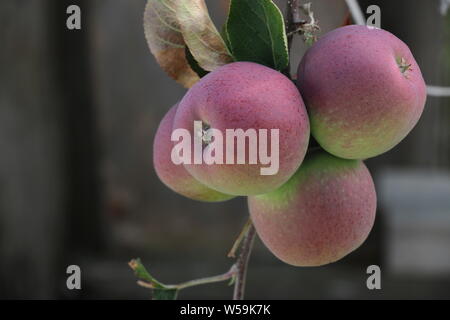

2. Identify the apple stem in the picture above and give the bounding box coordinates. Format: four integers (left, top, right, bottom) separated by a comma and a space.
397, 57, 412, 74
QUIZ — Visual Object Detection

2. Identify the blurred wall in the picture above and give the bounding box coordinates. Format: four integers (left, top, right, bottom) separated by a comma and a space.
0, 0, 66, 298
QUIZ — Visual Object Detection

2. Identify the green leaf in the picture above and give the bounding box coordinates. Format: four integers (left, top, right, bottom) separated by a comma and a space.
143, 0, 200, 88
226, 0, 289, 71
153, 288, 179, 300
129, 258, 165, 289
129, 259, 179, 300
175, 0, 233, 71
185, 47, 209, 78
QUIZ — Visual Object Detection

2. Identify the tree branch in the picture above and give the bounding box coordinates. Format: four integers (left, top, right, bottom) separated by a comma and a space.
286, 1, 320, 50
131, 218, 257, 300
286, 0, 303, 52
228, 218, 252, 258
232, 223, 256, 300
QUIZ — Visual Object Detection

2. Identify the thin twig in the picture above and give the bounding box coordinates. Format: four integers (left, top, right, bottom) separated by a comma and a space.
137, 264, 238, 290
228, 218, 252, 258
176, 264, 238, 290
232, 223, 256, 300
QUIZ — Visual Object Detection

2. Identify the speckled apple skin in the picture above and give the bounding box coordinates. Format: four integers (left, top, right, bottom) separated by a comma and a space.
173, 62, 310, 196
248, 150, 377, 267
153, 104, 235, 202
297, 25, 427, 160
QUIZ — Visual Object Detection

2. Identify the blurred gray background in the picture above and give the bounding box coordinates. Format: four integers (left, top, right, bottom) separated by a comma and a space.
0, 0, 449, 299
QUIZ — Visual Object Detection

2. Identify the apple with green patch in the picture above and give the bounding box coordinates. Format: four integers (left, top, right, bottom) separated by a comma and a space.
248, 150, 377, 267
297, 25, 427, 159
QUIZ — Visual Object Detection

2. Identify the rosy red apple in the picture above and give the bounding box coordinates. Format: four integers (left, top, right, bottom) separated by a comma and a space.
297, 25, 427, 159
248, 150, 377, 267
173, 62, 310, 196
153, 104, 235, 202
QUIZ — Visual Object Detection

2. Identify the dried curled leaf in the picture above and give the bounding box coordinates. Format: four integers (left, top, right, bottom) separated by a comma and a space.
175, 0, 233, 72
143, 0, 199, 88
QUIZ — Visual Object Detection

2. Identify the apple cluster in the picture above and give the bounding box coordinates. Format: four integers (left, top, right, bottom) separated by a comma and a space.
153, 25, 427, 267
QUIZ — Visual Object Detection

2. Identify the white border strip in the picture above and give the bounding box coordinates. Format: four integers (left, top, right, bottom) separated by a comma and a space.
441, 0, 450, 16
345, 0, 365, 25
427, 85, 450, 97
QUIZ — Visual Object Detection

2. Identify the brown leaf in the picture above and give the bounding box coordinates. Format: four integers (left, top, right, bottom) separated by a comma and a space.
143, 0, 199, 88
175, 0, 233, 72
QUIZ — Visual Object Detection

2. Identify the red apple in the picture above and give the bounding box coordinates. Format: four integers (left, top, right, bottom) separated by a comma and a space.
153, 104, 235, 202
248, 150, 377, 266
297, 25, 427, 159
173, 62, 310, 196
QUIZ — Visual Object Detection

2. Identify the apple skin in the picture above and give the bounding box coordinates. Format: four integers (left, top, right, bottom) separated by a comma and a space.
153, 104, 235, 202
173, 62, 310, 196
297, 25, 427, 160
248, 150, 377, 267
